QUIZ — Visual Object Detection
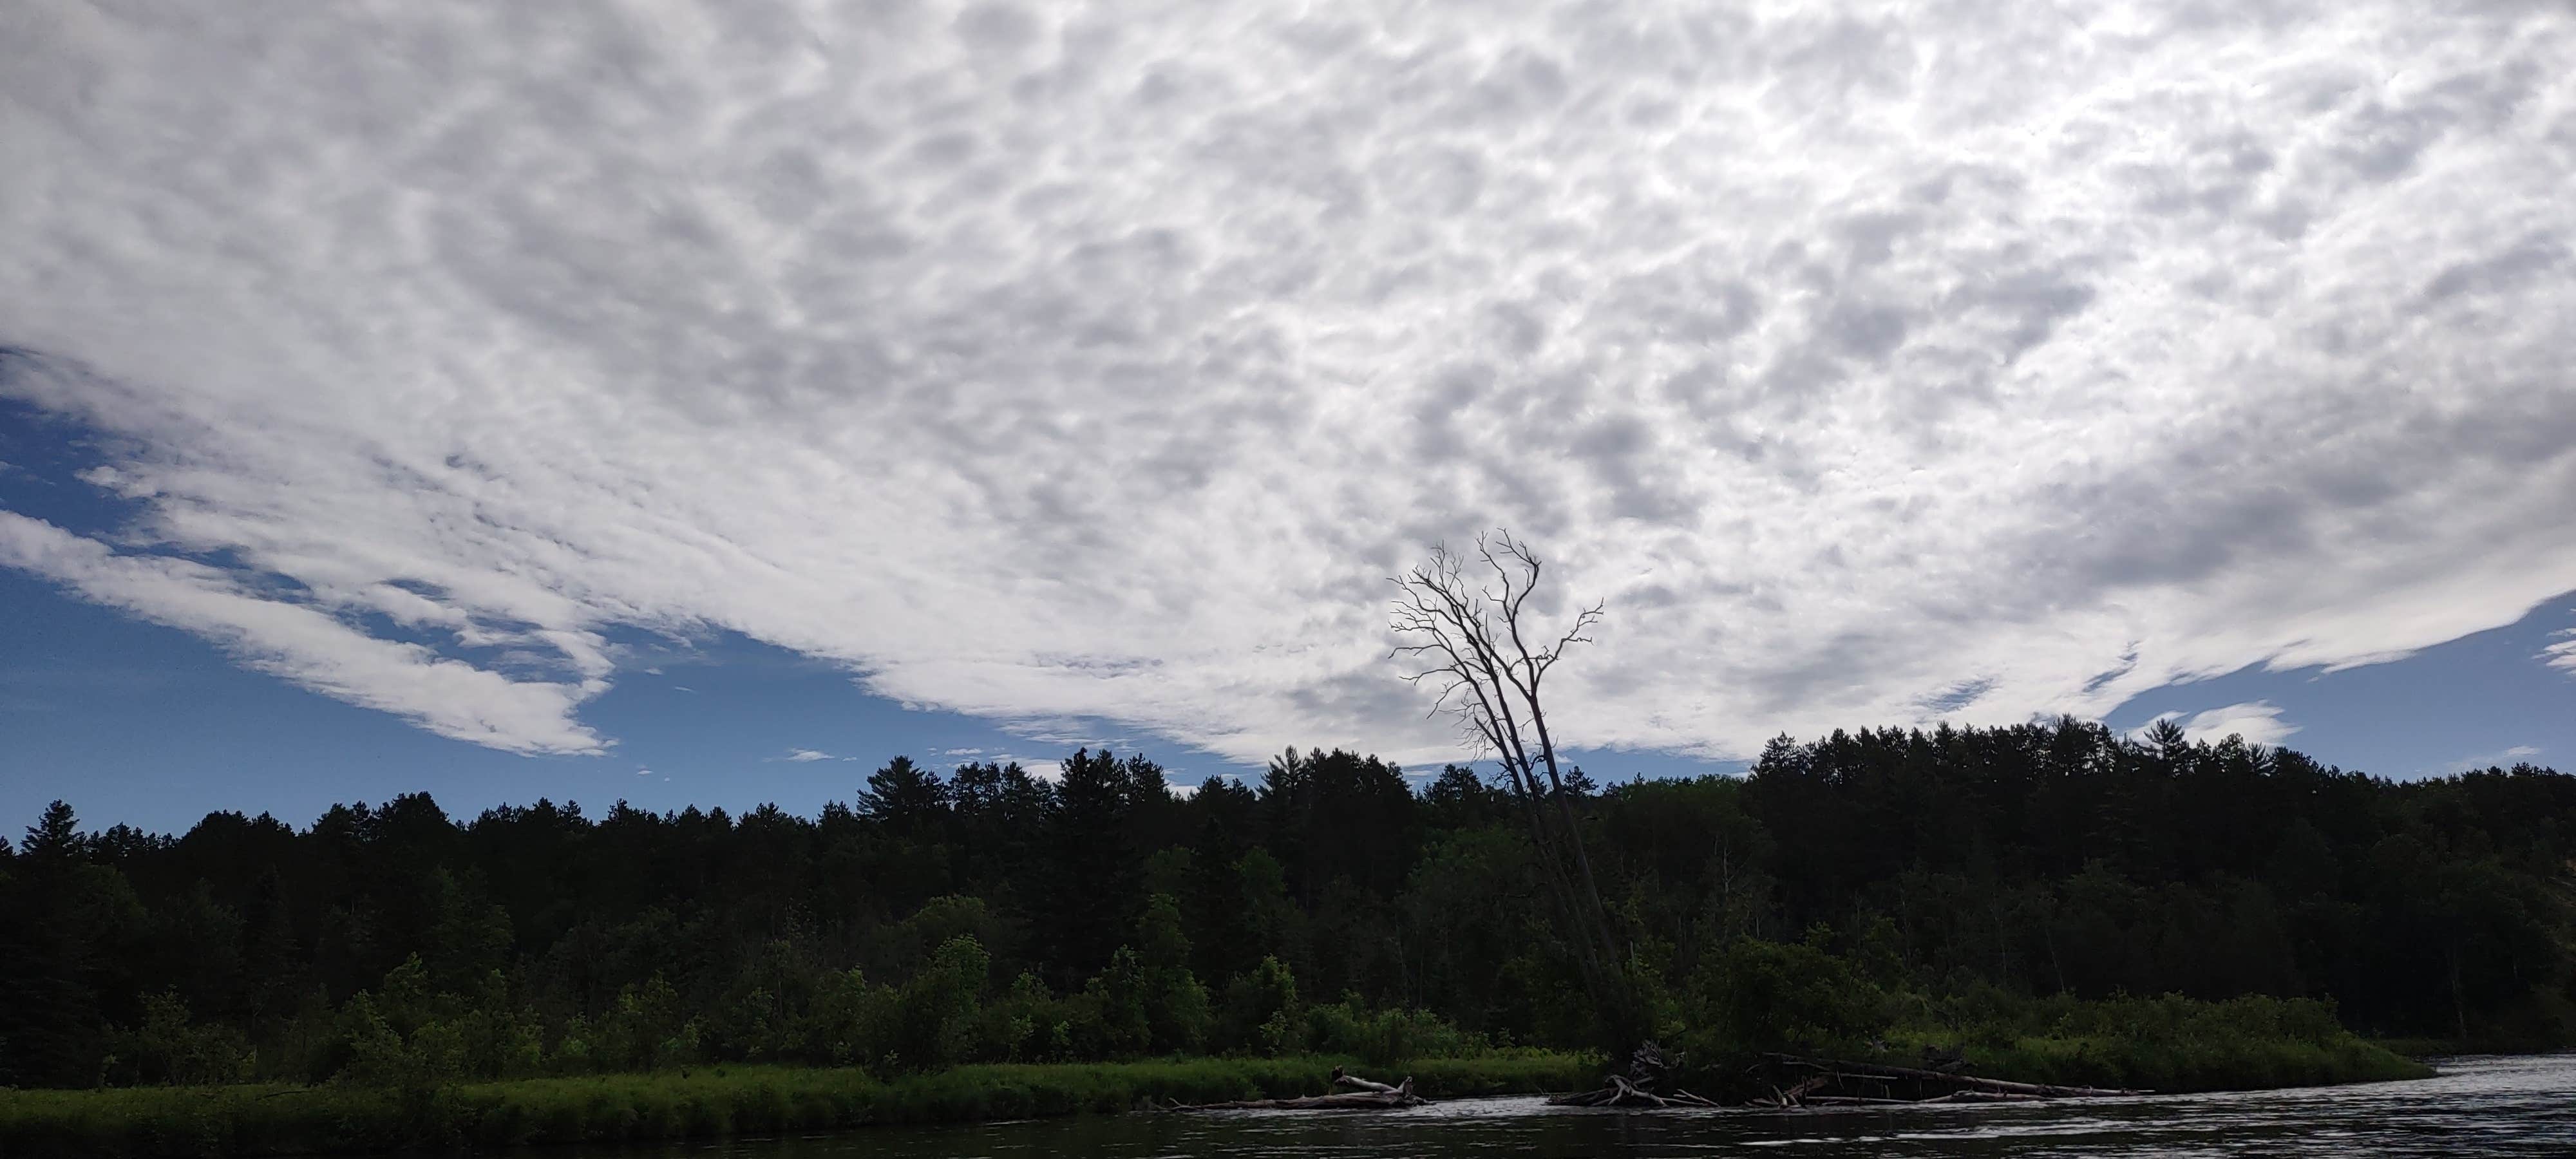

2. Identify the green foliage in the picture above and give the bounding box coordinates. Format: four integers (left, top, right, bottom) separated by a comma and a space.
5, 721, 2573, 1107
802, 968, 896, 1069
330, 959, 545, 1089
560, 974, 700, 1075
1133, 894, 1213, 1053
1077, 947, 1153, 1059
108, 994, 253, 1088
1683, 934, 1892, 1055
889, 936, 989, 1071
1875, 990, 2430, 1093
1302, 999, 1488, 1065
0, 1053, 1600, 1156
1217, 955, 1302, 1055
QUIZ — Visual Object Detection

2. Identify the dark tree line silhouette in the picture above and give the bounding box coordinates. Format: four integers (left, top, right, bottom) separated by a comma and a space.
3, 718, 2571, 1089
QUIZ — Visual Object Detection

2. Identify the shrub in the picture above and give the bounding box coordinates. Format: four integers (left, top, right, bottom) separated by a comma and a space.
1685, 936, 1891, 1055
1303, 1000, 1487, 1066
1217, 956, 1301, 1056
109, 992, 255, 1087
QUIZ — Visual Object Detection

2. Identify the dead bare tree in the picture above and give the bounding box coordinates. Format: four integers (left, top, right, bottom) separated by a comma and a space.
1389, 531, 1647, 1055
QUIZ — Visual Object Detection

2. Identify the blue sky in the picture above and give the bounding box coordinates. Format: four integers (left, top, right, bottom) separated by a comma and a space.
7, 553, 2571, 835
7, 3, 2575, 836
10, 386, 2571, 835
6, 374, 2575, 834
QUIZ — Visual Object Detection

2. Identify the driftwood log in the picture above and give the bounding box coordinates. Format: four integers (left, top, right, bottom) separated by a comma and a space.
1548, 1042, 1723, 1109
1158, 1068, 1428, 1111
1331, 1065, 1403, 1094
1748, 1053, 2145, 1107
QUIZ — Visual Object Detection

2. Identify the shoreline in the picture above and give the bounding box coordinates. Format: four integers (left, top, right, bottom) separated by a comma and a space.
0, 1053, 1591, 1157
0, 1039, 2454, 1157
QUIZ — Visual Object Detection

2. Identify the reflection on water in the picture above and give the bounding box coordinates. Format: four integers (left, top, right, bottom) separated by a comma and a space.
561, 1053, 2576, 1157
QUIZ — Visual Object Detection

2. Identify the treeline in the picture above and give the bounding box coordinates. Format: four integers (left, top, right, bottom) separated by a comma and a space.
3, 719, 2572, 1090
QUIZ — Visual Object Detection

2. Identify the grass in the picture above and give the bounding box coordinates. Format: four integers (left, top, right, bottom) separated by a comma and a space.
1845, 993, 2439, 1095
1947, 1031, 2432, 1093
2370, 1035, 2572, 1060
0, 1051, 1600, 1158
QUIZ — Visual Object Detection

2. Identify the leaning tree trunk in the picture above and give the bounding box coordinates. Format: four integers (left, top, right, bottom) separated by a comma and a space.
1388, 533, 1647, 1061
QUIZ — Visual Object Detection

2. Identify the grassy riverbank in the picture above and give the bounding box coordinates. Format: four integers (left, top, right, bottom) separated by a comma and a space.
2372, 1035, 2574, 1060
0, 1027, 2436, 1159
0, 1052, 1596, 1158
1922, 1028, 2430, 1093
1841, 995, 2436, 1095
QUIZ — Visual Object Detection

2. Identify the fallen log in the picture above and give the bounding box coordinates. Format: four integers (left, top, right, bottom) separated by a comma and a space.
1920, 1089, 2045, 1103
1162, 1070, 1425, 1111
1166, 1090, 1423, 1111
1547, 1042, 1721, 1108
1331, 1065, 1403, 1095
1763, 1054, 2145, 1099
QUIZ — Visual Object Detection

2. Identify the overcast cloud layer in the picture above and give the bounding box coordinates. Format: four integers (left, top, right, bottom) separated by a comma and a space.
4, 0, 2573, 766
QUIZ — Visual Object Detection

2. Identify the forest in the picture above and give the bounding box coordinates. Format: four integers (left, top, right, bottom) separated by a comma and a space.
4, 717, 2573, 1095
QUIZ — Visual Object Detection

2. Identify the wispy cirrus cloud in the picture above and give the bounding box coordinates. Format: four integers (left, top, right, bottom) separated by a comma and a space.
0, 511, 605, 753
1, 1, 2572, 769
2544, 629, 2576, 675
2436, 744, 2543, 775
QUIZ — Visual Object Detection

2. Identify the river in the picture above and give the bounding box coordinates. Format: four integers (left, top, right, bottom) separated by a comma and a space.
549, 1053, 2576, 1157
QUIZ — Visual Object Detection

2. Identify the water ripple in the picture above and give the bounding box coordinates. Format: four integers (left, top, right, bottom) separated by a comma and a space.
571, 1053, 2576, 1158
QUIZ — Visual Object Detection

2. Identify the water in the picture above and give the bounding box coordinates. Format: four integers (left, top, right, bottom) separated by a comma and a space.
562, 1053, 2576, 1157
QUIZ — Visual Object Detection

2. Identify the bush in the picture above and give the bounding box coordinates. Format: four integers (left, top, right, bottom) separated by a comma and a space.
1077, 948, 1153, 1058
574, 975, 703, 1074
1217, 956, 1301, 1056
1302, 1000, 1487, 1066
109, 993, 254, 1087
1685, 936, 1891, 1055
891, 936, 989, 1071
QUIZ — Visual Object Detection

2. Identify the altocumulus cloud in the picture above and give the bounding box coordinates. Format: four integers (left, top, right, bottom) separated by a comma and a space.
2, 1, 2573, 768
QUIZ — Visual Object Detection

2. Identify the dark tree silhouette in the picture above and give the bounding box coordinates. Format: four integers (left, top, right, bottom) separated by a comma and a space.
1388, 532, 1644, 1053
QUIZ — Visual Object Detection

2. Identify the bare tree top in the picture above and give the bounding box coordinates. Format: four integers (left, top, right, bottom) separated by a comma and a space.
1388, 531, 1602, 758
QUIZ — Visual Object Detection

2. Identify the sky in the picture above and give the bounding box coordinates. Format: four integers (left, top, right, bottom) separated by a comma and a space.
4, 1, 2573, 835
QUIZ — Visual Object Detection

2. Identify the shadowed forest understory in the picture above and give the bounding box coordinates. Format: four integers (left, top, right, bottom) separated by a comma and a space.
5, 718, 2571, 1104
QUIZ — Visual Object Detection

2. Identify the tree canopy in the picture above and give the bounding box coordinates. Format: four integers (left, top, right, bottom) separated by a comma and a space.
3, 722, 2572, 1089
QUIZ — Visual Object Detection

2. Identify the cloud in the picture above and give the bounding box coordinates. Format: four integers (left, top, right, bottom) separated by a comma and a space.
2438, 744, 2543, 775
1, 2, 2573, 769
2132, 701, 2302, 748
0, 513, 605, 753
779, 748, 833, 763
2545, 630, 2576, 675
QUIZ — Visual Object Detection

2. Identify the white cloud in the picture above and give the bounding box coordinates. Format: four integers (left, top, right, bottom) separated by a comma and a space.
2437, 744, 2543, 775
2132, 701, 2302, 748
2, 1, 2573, 768
2544, 630, 2576, 675
0, 512, 605, 753
780, 748, 833, 762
